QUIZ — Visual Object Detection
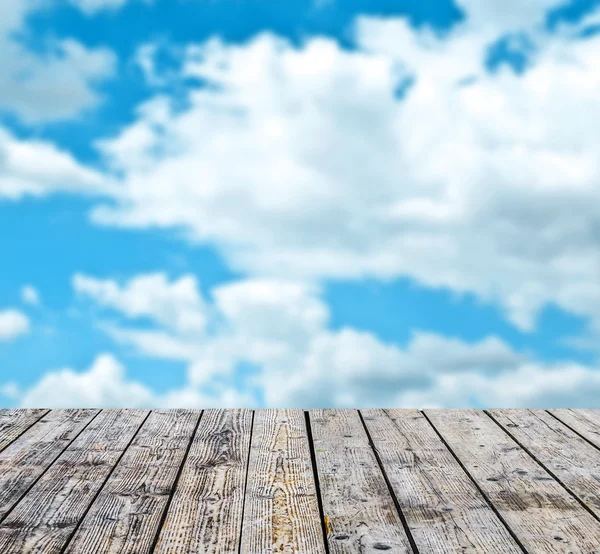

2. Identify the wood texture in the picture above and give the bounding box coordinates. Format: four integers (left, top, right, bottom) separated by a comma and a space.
0, 409, 99, 521
0, 409, 49, 453
0, 409, 148, 554
1, 408, 600, 553
426, 409, 600, 553
548, 409, 600, 450
63, 409, 200, 554
154, 409, 253, 554
240, 409, 326, 554
489, 409, 600, 519
362, 409, 522, 553
310, 409, 413, 554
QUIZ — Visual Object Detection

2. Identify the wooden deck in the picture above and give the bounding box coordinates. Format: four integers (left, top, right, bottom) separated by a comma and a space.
1, 409, 600, 553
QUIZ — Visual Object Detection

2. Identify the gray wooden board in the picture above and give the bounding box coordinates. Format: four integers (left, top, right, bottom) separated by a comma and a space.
240, 409, 326, 554
361, 409, 522, 553
0, 409, 148, 554
310, 409, 413, 554
154, 409, 253, 554
548, 409, 600, 450
426, 409, 600, 553
0, 409, 49, 453
489, 409, 600, 519
0, 409, 99, 521
63, 409, 200, 554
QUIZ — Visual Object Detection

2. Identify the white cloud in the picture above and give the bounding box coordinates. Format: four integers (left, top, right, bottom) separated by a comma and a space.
401, 361, 600, 409
0, 310, 30, 342
58, 272, 600, 408
88, 17, 600, 336
4, 0, 600, 408
1, 0, 598, 338
0, 39, 115, 124
0, 1, 117, 198
19, 354, 155, 408
21, 285, 40, 306
0, 382, 20, 400
17, 353, 253, 408
134, 42, 184, 87
69, 0, 152, 16
0, 126, 113, 200
74, 272, 208, 334
454, 0, 563, 31
0, 0, 116, 123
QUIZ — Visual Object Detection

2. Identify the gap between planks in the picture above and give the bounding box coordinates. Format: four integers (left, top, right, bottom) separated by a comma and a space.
0, 409, 103, 525
485, 409, 600, 523
2, 409, 600, 554
426, 409, 600, 553
304, 411, 331, 554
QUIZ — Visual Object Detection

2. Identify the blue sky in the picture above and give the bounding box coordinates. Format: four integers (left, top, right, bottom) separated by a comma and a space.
1, 0, 600, 408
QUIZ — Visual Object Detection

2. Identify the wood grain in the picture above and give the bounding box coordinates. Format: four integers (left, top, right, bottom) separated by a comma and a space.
310, 409, 413, 554
362, 409, 521, 553
240, 409, 326, 554
548, 409, 600, 450
154, 409, 253, 554
0, 409, 99, 521
0, 409, 148, 554
0, 409, 49, 453
63, 409, 200, 554
426, 409, 600, 553
489, 409, 600, 519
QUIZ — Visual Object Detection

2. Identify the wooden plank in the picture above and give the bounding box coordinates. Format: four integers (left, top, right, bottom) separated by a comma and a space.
0, 409, 148, 554
154, 409, 253, 554
0, 409, 99, 521
362, 409, 521, 554
489, 409, 600, 519
63, 409, 200, 554
548, 409, 600, 450
240, 409, 326, 554
0, 409, 49, 453
310, 409, 413, 554
426, 409, 600, 553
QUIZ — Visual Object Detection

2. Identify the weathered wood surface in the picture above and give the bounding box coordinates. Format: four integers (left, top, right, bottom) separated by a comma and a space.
0, 409, 99, 521
1, 408, 600, 553
240, 409, 326, 554
0, 409, 148, 554
0, 409, 48, 453
426, 409, 600, 553
63, 409, 200, 554
362, 409, 522, 553
310, 409, 413, 554
154, 409, 252, 554
549, 409, 600, 450
489, 408, 600, 519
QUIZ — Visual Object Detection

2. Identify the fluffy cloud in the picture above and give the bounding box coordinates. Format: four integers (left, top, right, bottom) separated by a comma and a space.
2, 0, 598, 336
454, 0, 562, 31
0, 39, 115, 124
0, 0, 117, 197
0, 309, 30, 342
5, 0, 600, 408
0, 0, 115, 123
0, 127, 112, 200
0, 382, 20, 400
87, 10, 600, 337
69, 0, 152, 16
18, 354, 153, 408
17, 353, 253, 408
21, 286, 40, 306
51, 272, 600, 408
74, 272, 208, 334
